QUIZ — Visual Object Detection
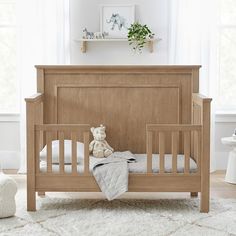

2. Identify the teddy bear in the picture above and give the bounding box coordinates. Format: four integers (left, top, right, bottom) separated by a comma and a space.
89, 124, 114, 158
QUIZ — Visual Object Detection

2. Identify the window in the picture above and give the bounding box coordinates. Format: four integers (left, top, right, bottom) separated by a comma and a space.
0, 0, 18, 113
217, 0, 236, 111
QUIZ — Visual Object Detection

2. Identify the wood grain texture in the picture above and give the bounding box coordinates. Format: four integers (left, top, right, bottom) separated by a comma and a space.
39, 65, 199, 153
197, 130, 202, 174
25, 66, 212, 213
146, 131, 153, 173
46, 132, 52, 173
71, 132, 77, 175
26, 102, 36, 211
201, 100, 211, 213
59, 132, 65, 174
35, 131, 40, 174
25, 93, 44, 211
192, 68, 200, 93
37, 68, 45, 93
184, 131, 191, 174
172, 132, 178, 173
159, 132, 165, 174
193, 93, 212, 213
36, 124, 90, 132
83, 131, 90, 175
147, 124, 202, 132
35, 174, 201, 192
55, 84, 180, 153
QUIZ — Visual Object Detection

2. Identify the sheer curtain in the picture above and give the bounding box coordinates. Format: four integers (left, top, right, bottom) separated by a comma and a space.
168, 0, 219, 171
17, 0, 70, 173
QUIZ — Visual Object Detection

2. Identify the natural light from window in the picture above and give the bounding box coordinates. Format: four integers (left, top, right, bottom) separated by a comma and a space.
218, 0, 236, 110
0, 0, 18, 113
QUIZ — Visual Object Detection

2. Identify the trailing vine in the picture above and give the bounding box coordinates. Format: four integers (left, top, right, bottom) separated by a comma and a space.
128, 22, 155, 53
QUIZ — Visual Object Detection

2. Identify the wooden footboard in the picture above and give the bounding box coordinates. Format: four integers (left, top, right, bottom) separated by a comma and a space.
25, 66, 212, 213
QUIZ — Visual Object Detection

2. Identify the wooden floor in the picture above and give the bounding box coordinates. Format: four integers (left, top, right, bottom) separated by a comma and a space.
6, 170, 236, 199
210, 171, 236, 199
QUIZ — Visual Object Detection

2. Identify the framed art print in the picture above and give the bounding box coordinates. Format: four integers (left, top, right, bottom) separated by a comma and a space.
100, 5, 135, 39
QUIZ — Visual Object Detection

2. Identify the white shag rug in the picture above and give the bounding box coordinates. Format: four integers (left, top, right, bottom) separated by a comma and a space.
1, 188, 236, 236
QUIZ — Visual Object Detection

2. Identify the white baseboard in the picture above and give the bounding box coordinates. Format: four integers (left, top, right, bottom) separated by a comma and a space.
0, 151, 20, 169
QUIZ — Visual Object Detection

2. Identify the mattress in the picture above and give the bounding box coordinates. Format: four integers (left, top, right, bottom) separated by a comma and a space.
40, 154, 197, 174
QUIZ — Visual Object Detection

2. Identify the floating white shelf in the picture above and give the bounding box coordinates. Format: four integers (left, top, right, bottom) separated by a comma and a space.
75, 38, 160, 53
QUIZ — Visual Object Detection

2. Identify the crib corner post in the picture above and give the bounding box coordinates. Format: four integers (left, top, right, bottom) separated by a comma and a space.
200, 99, 211, 213
25, 93, 44, 212
25, 100, 37, 211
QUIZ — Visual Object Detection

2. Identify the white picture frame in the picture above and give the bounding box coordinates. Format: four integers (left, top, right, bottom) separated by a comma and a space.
100, 5, 135, 39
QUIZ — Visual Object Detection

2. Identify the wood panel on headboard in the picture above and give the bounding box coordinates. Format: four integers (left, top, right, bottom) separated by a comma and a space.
36, 65, 200, 153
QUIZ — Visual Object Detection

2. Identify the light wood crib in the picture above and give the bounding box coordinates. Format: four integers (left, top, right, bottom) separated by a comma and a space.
25, 65, 212, 212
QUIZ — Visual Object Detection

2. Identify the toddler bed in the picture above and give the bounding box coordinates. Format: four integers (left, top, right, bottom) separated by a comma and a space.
25, 65, 212, 212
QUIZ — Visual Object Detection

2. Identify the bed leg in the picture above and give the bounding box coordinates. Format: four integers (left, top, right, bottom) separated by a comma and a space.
200, 99, 211, 213
190, 192, 198, 197
200, 191, 209, 213
38, 192, 46, 197
27, 189, 36, 211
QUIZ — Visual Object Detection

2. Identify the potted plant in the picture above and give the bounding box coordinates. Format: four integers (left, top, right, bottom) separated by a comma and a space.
128, 22, 155, 53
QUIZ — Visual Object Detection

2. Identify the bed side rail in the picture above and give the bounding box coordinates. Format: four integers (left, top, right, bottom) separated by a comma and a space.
146, 124, 202, 175
35, 124, 90, 176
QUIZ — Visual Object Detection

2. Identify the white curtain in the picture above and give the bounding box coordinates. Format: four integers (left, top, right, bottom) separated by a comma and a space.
168, 0, 219, 171
17, 0, 70, 173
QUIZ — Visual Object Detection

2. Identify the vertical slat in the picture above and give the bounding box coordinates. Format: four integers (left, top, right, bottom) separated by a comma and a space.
146, 131, 153, 173
59, 132, 65, 174
35, 130, 40, 174
71, 132, 77, 174
46, 132, 52, 173
159, 132, 165, 174
193, 130, 197, 163
39, 102, 44, 150
172, 131, 178, 173
83, 131, 90, 175
197, 130, 201, 174
184, 131, 190, 173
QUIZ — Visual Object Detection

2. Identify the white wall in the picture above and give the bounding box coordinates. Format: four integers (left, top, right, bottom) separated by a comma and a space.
70, 0, 169, 65
0, 119, 20, 169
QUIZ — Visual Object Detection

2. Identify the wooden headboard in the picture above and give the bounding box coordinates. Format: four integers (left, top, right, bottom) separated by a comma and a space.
36, 65, 200, 153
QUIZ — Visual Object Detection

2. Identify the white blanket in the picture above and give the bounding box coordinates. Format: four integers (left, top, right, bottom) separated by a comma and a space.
92, 151, 136, 200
